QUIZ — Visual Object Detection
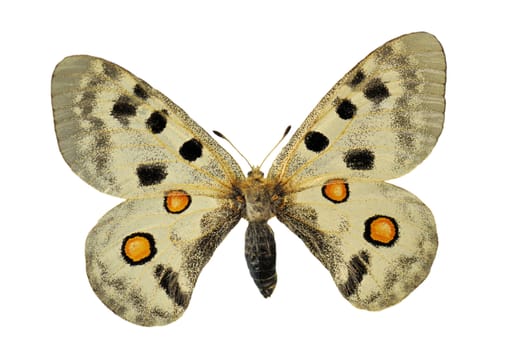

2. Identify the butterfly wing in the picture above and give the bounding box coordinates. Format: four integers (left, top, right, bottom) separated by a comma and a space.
52, 55, 244, 198
52, 56, 246, 325
86, 195, 241, 326
270, 32, 445, 309
268, 32, 445, 186
276, 182, 437, 310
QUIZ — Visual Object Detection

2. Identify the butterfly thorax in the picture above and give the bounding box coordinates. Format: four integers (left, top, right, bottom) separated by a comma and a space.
240, 168, 276, 223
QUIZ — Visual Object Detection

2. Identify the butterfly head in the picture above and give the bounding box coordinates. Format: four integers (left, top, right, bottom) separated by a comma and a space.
246, 167, 264, 180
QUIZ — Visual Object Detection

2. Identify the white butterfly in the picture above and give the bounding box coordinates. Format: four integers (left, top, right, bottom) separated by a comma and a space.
52, 32, 445, 326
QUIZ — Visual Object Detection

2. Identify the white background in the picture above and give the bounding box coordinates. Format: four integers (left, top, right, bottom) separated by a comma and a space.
2, 1, 523, 348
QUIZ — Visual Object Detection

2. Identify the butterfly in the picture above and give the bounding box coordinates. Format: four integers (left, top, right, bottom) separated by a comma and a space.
52, 32, 445, 326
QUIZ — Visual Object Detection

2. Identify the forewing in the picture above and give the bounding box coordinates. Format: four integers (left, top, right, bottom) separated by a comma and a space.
86, 194, 241, 326
277, 182, 437, 310
52, 55, 244, 198
269, 32, 445, 187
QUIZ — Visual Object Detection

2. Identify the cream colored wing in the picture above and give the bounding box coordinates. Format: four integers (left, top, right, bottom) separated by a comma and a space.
52, 55, 244, 199
268, 32, 445, 187
86, 193, 241, 326
276, 181, 437, 310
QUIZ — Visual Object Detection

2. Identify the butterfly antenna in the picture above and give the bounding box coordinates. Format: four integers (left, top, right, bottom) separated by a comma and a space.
259, 125, 292, 168
213, 130, 253, 169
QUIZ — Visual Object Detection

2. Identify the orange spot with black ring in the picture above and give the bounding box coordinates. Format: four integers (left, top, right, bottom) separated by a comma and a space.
164, 190, 191, 214
364, 215, 399, 247
121, 232, 157, 265
322, 179, 349, 203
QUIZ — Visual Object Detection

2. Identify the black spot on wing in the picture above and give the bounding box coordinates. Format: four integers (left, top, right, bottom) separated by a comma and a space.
154, 265, 190, 308
344, 149, 375, 170
133, 84, 148, 99
336, 99, 357, 120
111, 96, 136, 126
136, 164, 167, 186
179, 138, 203, 161
349, 70, 365, 87
364, 79, 390, 103
146, 110, 167, 134
304, 131, 329, 152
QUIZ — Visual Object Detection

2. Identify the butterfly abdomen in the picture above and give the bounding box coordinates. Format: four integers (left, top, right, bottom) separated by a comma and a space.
245, 221, 277, 298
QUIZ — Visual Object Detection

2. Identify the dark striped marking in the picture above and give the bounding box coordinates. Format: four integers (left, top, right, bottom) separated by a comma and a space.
340, 250, 370, 297
154, 265, 190, 308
